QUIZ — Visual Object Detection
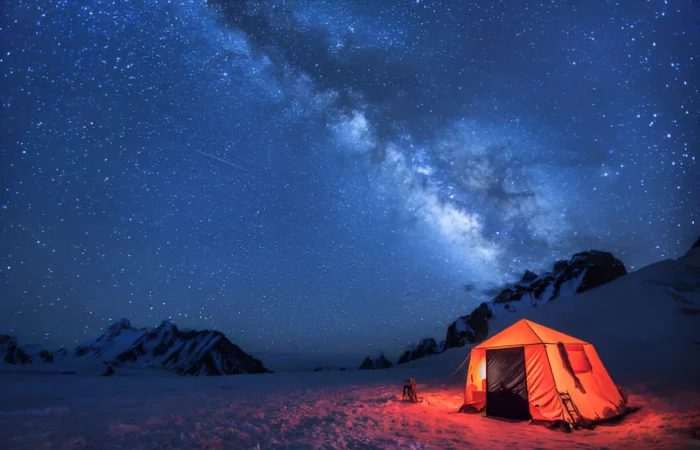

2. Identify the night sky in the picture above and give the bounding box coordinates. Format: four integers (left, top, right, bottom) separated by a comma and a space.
1, 1, 698, 364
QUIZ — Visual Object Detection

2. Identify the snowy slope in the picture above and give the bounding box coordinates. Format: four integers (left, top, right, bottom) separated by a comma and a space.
74, 319, 148, 364
428, 246, 700, 389
442, 250, 628, 350
0, 349, 697, 449
0, 249, 698, 448
112, 320, 269, 375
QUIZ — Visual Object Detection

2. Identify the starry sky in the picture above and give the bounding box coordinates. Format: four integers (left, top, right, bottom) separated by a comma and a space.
1, 0, 698, 366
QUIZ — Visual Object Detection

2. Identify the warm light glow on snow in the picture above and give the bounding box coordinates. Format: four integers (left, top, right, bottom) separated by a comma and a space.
0, 369, 697, 448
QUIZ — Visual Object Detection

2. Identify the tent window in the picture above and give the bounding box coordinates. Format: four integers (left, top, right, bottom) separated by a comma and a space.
565, 345, 591, 374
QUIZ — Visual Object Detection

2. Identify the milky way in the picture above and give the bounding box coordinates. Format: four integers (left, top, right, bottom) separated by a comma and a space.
1, 0, 698, 363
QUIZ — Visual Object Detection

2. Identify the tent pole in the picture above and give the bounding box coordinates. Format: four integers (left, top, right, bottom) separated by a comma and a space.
451, 352, 471, 377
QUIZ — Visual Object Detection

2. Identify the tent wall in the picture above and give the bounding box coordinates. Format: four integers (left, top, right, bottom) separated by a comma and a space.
524, 345, 564, 421
463, 348, 486, 409
582, 345, 626, 418
544, 344, 625, 422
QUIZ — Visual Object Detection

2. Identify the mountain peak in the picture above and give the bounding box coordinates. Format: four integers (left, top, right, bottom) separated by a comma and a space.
443, 249, 627, 352
156, 319, 176, 332
106, 318, 133, 336
4, 319, 269, 376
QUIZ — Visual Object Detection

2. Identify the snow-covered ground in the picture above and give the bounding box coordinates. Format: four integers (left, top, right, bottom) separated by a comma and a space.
1, 249, 698, 449
0, 360, 698, 449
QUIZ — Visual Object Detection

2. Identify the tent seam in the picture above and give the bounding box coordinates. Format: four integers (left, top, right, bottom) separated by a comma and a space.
523, 319, 545, 344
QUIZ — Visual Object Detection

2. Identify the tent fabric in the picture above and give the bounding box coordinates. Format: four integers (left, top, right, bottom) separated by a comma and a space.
462, 319, 626, 424
523, 344, 562, 421
474, 319, 588, 349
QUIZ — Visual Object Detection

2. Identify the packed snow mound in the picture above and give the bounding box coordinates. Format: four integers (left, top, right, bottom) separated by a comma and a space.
112, 320, 269, 375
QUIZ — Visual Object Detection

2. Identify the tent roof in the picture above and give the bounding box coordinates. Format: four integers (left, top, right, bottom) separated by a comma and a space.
474, 319, 589, 349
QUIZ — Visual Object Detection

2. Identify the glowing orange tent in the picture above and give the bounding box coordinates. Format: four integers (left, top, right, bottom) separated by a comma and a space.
461, 319, 626, 425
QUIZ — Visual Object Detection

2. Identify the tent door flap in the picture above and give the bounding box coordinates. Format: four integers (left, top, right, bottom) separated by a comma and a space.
485, 347, 530, 420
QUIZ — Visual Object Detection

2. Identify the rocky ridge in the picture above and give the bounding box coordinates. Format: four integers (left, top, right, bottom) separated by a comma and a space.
399, 249, 631, 364
1, 319, 269, 376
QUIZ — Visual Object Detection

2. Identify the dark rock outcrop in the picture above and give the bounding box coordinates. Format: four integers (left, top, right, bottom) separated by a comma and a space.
358, 354, 392, 370
492, 251, 627, 306
374, 354, 393, 369
374, 355, 393, 369
38, 350, 54, 363
0, 335, 32, 364
443, 250, 627, 351
102, 364, 115, 377
574, 251, 628, 293
444, 302, 493, 350
521, 270, 538, 283
397, 338, 442, 364
359, 356, 374, 370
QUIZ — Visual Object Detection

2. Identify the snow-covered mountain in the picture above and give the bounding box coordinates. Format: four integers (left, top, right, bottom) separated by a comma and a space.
396, 338, 442, 365
398, 241, 700, 388
74, 318, 148, 362
396, 248, 635, 363
1, 319, 270, 376
471, 242, 700, 388
1, 247, 698, 448
0, 334, 55, 364
443, 249, 628, 350
112, 320, 269, 376
397, 241, 700, 373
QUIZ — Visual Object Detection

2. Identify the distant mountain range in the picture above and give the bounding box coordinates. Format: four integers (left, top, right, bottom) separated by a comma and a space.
0, 318, 269, 376
5, 238, 698, 376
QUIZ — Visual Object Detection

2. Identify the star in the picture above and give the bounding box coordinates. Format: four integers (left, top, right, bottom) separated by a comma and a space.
0, 0, 696, 364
